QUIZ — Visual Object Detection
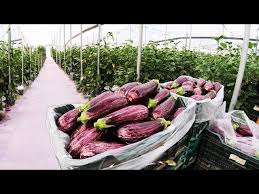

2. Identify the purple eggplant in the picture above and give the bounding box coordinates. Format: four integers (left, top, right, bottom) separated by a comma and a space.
213, 82, 222, 93
151, 96, 176, 120
194, 87, 202, 95
170, 107, 186, 121
127, 80, 159, 103
94, 105, 149, 130
204, 81, 214, 92
67, 127, 103, 158
197, 78, 206, 87
79, 141, 125, 159
147, 89, 170, 108
115, 82, 141, 97
117, 118, 171, 143
205, 90, 217, 99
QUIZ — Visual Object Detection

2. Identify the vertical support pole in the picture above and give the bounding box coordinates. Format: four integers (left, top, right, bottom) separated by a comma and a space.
136, 24, 143, 81
8, 24, 12, 85
34, 49, 37, 77
97, 24, 101, 75
185, 32, 188, 50
228, 24, 251, 111
116, 32, 118, 46
63, 24, 66, 72
144, 25, 147, 45
256, 27, 259, 52
70, 24, 72, 70
21, 39, 24, 86
59, 26, 61, 66
29, 47, 32, 79
80, 24, 83, 80
38, 50, 40, 72
188, 24, 192, 50
129, 25, 132, 40
41, 52, 43, 67
55, 35, 58, 63
165, 24, 168, 47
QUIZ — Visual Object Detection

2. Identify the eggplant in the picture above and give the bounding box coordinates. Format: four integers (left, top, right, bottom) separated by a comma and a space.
94, 105, 149, 130
147, 89, 170, 109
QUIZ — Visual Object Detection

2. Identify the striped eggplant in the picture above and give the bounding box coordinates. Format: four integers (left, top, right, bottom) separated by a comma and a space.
203, 81, 214, 92
67, 127, 103, 158
205, 90, 217, 99
182, 81, 195, 87
174, 76, 189, 85
79, 141, 125, 159
197, 78, 206, 87
213, 82, 222, 93
115, 82, 141, 97
151, 96, 176, 120
176, 85, 194, 96
163, 81, 175, 89
147, 89, 170, 109
235, 124, 253, 137
89, 91, 114, 107
77, 94, 128, 124
79, 91, 114, 113
126, 80, 159, 103
117, 118, 171, 143
94, 105, 149, 130
58, 107, 81, 133
70, 124, 91, 141
194, 87, 202, 95
170, 107, 186, 121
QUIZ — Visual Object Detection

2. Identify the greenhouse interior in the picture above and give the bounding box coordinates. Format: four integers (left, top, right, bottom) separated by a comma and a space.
0, 24, 259, 170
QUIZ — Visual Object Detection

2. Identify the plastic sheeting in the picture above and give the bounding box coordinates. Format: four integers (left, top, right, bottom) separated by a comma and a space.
47, 99, 197, 170
210, 103, 259, 159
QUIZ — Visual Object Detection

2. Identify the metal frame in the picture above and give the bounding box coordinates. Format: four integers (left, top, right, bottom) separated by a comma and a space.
70, 24, 72, 70
63, 24, 66, 71
8, 24, 11, 85
51, 24, 255, 113
29, 47, 32, 79
188, 24, 192, 50
137, 24, 143, 81
80, 24, 83, 80
164, 24, 168, 47
152, 35, 259, 44
21, 39, 24, 86
97, 24, 101, 75
65, 24, 103, 46
59, 25, 62, 66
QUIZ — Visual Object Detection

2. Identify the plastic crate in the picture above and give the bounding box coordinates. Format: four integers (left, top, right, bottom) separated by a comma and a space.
195, 129, 259, 170
142, 121, 209, 170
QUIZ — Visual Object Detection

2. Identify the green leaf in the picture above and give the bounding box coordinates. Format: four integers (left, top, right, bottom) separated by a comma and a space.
220, 42, 227, 49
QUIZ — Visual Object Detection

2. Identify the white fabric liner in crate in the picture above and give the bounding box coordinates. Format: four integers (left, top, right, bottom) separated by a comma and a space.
161, 76, 224, 123
211, 102, 259, 158
46, 101, 197, 170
